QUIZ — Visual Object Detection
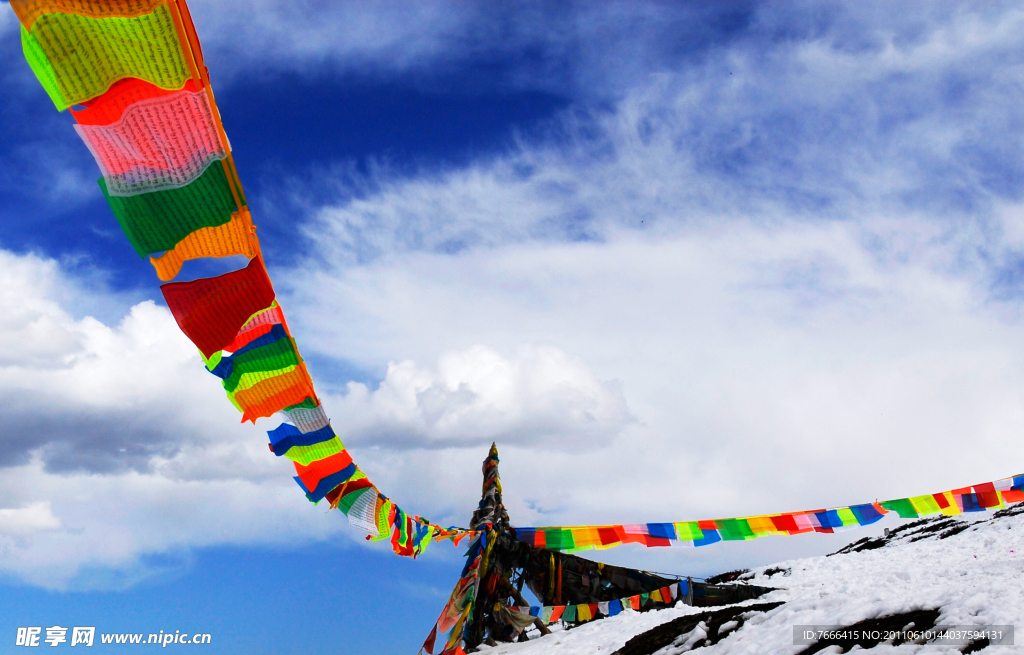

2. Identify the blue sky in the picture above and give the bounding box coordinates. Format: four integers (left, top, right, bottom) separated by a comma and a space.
2, 1, 1024, 652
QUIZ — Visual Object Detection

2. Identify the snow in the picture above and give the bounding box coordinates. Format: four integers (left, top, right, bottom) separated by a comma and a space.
476, 508, 1024, 653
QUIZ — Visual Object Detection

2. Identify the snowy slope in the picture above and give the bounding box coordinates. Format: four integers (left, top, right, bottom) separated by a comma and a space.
476, 504, 1024, 654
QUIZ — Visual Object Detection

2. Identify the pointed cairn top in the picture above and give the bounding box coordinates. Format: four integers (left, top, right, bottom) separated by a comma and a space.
469, 442, 509, 530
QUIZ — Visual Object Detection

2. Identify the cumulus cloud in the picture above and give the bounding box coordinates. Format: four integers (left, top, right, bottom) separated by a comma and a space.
0, 250, 367, 588
0, 250, 239, 473
324, 344, 633, 449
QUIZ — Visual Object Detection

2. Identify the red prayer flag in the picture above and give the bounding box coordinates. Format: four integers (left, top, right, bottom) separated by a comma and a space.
932, 493, 951, 509
769, 514, 799, 533
974, 482, 1000, 508
294, 450, 353, 493
1002, 489, 1024, 503
598, 527, 621, 546
421, 624, 438, 655
549, 606, 565, 622
72, 78, 201, 126
161, 257, 275, 358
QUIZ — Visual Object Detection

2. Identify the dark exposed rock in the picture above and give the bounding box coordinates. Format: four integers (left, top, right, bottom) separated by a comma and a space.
762, 566, 790, 578
612, 602, 784, 655
795, 608, 941, 654
703, 569, 750, 585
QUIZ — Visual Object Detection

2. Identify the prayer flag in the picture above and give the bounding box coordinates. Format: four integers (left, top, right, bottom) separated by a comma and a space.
74, 87, 226, 197
161, 256, 275, 358
19, 6, 191, 110
149, 208, 256, 281
103, 159, 239, 257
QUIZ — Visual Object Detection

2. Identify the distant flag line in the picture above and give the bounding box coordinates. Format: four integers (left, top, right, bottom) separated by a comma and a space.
512, 474, 1024, 553
6, 1, 1023, 569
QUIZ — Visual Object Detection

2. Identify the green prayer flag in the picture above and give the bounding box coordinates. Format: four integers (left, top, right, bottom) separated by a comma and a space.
909, 495, 942, 516
222, 338, 300, 393
881, 498, 919, 519
21, 6, 190, 110
836, 507, 858, 526
545, 528, 575, 551
717, 518, 755, 541
674, 521, 703, 541
101, 162, 238, 257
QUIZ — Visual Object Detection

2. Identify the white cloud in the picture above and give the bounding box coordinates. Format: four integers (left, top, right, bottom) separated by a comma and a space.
0, 501, 60, 536
0, 250, 365, 588
0, 5, 14, 33
279, 220, 1024, 576
326, 344, 633, 449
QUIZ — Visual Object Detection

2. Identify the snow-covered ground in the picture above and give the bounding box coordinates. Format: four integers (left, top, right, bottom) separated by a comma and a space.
476, 505, 1024, 654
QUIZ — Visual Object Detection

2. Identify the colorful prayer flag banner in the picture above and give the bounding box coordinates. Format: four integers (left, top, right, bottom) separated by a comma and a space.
493, 580, 686, 629
514, 474, 1024, 553
13, 0, 470, 562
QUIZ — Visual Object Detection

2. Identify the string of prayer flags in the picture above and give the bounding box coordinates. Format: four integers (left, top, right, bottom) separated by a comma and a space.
22, 0, 1016, 574
515, 474, 1024, 553
496, 580, 686, 632
269, 411, 470, 554
13, 0, 469, 562
420, 533, 485, 655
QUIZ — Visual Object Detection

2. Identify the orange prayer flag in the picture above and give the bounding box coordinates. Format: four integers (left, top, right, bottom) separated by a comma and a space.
149, 209, 256, 281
